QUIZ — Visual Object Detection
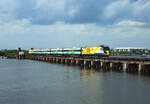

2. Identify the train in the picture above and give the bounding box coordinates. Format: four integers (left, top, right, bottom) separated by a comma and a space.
28, 45, 110, 58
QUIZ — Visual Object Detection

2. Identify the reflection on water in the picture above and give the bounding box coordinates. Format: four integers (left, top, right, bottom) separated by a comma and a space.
0, 59, 150, 104
80, 68, 97, 79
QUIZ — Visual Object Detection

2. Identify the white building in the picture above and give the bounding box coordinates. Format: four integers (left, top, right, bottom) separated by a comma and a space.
114, 47, 148, 53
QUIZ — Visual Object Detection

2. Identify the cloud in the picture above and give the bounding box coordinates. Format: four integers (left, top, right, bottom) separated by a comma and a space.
0, 18, 150, 49
0, 0, 150, 49
0, 19, 30, 35
104, 0, 150, 24
0, 0, 113, 25
116, 20, 146, 26
104, 0, 131, 19
0, 0, 150, 26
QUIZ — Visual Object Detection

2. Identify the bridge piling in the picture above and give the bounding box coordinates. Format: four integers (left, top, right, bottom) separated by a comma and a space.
110, 63, 113, 69
75, 60, 79, 65
71, 59, 74, 64
123, 63, 128, 72
100, 62, 103, 69
138, 64, 143, 73
90, 61, 94, 68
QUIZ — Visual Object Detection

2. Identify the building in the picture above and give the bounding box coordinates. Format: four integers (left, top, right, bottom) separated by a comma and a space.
113, 47, 149, 55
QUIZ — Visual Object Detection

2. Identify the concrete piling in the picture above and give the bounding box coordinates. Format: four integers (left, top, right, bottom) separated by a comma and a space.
123, 63, 128, 72
138, 64, 143, 73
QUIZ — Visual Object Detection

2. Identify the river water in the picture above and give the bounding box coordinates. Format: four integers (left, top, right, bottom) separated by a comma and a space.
0, 59, 150, 104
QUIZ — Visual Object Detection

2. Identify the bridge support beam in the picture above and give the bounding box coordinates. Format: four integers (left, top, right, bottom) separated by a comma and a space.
138, 63, 143, 73
84, 60, 87, 67
110, 63, 113, 69
56, 58, 59, 63
100, 62, 103, 69
46, 57, 48, 61
75, 60, 79, 65
71, 60, 74, 64
61, 59, 64, 64
90, 61, 94, 68
123, 63, 128, 72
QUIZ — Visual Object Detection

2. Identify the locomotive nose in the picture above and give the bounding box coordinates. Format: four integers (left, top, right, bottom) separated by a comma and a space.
106, 50, 110, 55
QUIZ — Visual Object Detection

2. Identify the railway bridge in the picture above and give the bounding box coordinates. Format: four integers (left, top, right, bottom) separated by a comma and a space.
26, 55, 150, 73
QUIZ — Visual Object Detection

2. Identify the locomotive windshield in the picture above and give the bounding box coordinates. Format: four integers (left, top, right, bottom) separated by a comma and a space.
103, 46, 110, 51
101, 45, 110, 55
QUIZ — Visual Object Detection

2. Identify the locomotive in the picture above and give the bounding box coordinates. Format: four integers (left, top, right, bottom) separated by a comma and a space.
28, 45, 110, 58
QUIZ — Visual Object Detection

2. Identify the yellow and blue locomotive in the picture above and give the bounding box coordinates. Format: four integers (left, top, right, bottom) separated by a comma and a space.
29, 45, 110, 57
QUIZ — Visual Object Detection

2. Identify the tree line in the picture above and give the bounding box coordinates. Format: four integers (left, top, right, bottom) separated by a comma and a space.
0, 49, 28, 56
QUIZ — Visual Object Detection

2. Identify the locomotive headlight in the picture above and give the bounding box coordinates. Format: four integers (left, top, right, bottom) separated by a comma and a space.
106, 50, 110, 55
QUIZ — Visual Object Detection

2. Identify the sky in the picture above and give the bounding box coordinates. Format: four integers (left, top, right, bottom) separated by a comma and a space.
0, 0, 150, 49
